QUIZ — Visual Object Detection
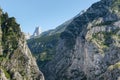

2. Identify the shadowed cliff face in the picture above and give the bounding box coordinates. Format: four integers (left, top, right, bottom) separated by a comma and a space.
28, 0, 120, 80
0, 9, 44, 80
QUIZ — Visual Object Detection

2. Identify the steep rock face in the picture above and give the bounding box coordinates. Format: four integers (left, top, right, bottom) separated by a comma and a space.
27, 11, 76, 71
0, 9, 44, 80
27, 33, 60, 70
27, 17, 74, 71
36, 0, 120, 80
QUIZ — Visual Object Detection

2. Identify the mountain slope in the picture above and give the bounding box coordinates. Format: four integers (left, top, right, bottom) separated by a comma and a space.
42, 0, 120, 80
27, 18, 73, 69
0, 9, 44, 80
28, 0, 120, 80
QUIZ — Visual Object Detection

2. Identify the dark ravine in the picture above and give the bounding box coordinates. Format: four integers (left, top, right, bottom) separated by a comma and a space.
28, 0, 120, 80
0, 9, 44, 80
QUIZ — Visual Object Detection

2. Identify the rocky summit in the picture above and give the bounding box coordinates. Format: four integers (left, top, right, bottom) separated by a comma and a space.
30, 27, 42, 39
28, 0, 120, 80
0, 9, 44, 80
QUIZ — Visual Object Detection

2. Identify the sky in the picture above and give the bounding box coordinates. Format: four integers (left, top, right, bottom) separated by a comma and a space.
0, 0, 100, 34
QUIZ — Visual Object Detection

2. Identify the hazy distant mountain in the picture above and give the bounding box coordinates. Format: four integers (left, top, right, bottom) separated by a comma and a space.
30, 27, 42, 38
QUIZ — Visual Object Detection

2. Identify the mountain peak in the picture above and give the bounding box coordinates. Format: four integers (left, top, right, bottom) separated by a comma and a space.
33, 26, 42, 36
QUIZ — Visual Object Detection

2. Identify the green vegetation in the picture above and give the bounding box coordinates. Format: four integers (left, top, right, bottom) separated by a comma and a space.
0, 56, 8, 61
111, 0, 120, 13
0, 66, 10, 79
27, 33, 60, 68
91, 27, 120, 54
108, 62, 120, 71
35, 33, 60, 43
1, 16, 21, 57
39, 52, 47, 61
0, 10, 22, 79
92, 32, 109, 49
1, 12, 9, 24
0, 10, 22, 58
92, 20, 117, 27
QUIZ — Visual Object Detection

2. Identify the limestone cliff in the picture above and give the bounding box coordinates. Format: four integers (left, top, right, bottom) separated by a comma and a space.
0, 9, 44, 80
28, 0, 120, 80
